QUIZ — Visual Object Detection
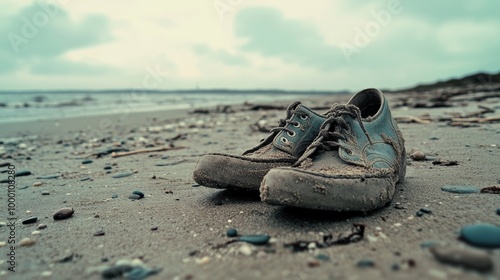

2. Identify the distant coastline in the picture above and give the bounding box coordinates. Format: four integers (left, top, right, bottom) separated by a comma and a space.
0, 89, 349, 95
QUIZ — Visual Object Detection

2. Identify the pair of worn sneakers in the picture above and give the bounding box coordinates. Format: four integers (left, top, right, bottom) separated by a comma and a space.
193, 88, 406, 212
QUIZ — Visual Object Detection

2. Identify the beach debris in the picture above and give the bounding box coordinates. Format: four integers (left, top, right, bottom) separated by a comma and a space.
112, 171, 134, 178
285, 224, 365, 252
92, 147, 129, 157
37, 224, 47, 229
480, 185, 500, 194
19, 237, 36, 246
409, 148, 426, 161
154, 159, 186, 166
394, 115, 432, 124
33, 182, 42, 187
36, 173, 62, 179
430, 246, 493, 272
440, 185, 479, 194
53, 207, 74, 220
22, 217, 38, 224
81, 159, 93, 164
111, 146, 185, 158
432, 160, 458, 166
450, 116, 500, 124
459, 223, 500, 248
356, 258, 375, 268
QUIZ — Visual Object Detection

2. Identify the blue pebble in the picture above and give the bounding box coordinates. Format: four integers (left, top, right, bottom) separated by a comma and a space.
111, 194, 118, 199
441, 185, 479, 194
238, 234, 270, 245
460, 224, 500, 248
112, 171, 134, 178
357, 259, 375, 267
226, 228, 238, 237
81, 159, 93, 164
132, 190, 144, 198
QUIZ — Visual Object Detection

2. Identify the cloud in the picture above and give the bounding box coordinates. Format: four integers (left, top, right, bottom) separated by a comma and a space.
29, 58, 112, 75
234, 7, 343, 71
0, 2, 112, 75
193, 44, 248, 66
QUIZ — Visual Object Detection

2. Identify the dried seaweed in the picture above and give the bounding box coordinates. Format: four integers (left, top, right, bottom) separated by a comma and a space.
480, 186, 500, 194
432, 160, 458, 166
284, 224, 365, 252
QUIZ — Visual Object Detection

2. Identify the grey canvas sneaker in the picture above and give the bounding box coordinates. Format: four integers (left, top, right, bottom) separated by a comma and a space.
260, 88, 406, 211
193, 101, 326, 190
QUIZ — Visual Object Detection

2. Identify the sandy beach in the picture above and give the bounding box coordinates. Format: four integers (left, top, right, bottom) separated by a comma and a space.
0, 90, 499, 280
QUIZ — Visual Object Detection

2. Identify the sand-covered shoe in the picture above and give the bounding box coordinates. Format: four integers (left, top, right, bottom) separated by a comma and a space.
261, 88, 406, 211
193, 101, 326, 190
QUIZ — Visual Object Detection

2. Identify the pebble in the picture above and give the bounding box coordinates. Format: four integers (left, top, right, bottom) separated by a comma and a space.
37, 224, 47, 229
132, 190, 144, 198
103, 165, 112, 170
430, 246, 493, 272
53, 207, 74, 220
16, 170, 32, 177
238, 234, 271, 245
239, 244, 253, 256
111, 194, 118, 199
410, 149, 426, 161
420, 208, 432, 214
0, 162, 11, 167
415, 211, 424, 217
496, 208, 500, 215
42, 190, 50, 195
41, 271, 52, 277
112, 171, 134, 178
94, 230, 105, 236
81, 159, 93, 164
19, 237, 36, 246
459, 223, 500, 248
36, 173, 61, 179
128, 194, 141, 200
33, 182, 42, 187
151, 226, 158, 231
22, 217, 38, 224
102, 264, 134, 279
356, 259, 375, 267
31, 230, 41, 235
80, 177, 91, 181
441, 185, 479, 194
0, 241, 6, 247
195, 256, 211, 265
315, 254, 330, 261
226, 228, 238, 237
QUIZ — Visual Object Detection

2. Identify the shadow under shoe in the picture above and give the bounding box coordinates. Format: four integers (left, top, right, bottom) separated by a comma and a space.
193, 101, 326, 190
261, 88, 406, 211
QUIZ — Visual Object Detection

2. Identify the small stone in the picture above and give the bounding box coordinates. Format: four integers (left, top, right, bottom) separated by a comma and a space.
415, 211, 424, 217
0, 241, 7, 247
80, 177, 91, 181
128, 194, 141, 200
16, 170, 32, 177
239, 244, 253, 256
151, 226, 158, 231
195, 256, 211, 265
459, 223, 500, 248
42, 190, 50, 195
19, 237, 36, 246
81, 159, 93, 164
33, 182, 43, 187
94, 229, 105, 236
391, 263, 400, 271
410, 149, 426, 161
307, 259, 320, 268
103, 165, 112, 170
429, 136, 439, 140
238, 234, 270, 245
102, 264, 134, 279
31, 230, 41, 235
37, 224, 47, 229
41, 271, 52, 277
22, 217, 38, 224
420, 208, 432, 214
357, 259, 375, 267
0, 162, 11, 167
226, 228, 238, 237
496, 208, 500, 215
164, 189, 173, 194
53, 207, 74, 220
111, 194, 118, 199
441, 185, 479, 194
112, 171, 134, 178
36, 173, 61, 179
132, 190, 144, 198
430, 246, 493, 272
315, 254, 330, 261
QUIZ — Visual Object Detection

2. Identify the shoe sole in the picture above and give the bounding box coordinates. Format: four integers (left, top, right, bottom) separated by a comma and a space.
193, 153, 295, 190
260, 150, 407, 211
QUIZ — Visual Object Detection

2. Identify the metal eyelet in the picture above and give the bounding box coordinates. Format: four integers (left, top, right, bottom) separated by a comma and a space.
293, 122, 301, 128
346, 149, 353, 155
300, 114, 308, 120
281, 137, 288, 143
287, 131, 296, 137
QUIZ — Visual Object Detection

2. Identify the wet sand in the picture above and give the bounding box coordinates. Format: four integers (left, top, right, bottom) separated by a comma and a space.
0, 92, 499, 280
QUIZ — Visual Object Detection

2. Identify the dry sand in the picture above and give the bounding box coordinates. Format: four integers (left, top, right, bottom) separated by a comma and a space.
0, 92, 499, 280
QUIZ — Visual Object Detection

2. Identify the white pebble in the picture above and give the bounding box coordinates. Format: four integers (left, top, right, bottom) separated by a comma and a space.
31, 231, 41, 235
41, 271, 52, 277
195, 256, 211, 265
0, 241, 6, 247
19, 238, 36, 246
307, 242, 316, 249
366, 234, 378, 242
239, 245, 253, 256
394, 223, 402, 227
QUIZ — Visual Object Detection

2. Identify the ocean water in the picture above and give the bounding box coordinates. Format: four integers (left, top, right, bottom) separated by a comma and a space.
0, 91, 319, 123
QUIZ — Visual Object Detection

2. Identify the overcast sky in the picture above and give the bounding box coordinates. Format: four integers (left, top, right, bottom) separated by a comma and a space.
1, 1, 499, 91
